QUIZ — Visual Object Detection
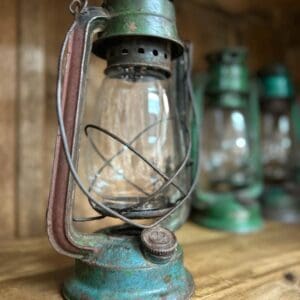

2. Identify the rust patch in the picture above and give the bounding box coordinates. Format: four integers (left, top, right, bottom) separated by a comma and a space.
80, 294, 91, 300
127, 22, 137, 32
164, 275, 172, 284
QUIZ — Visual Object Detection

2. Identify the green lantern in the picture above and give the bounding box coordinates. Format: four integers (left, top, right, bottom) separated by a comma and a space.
258, 64, 300, 223
192, 48, 264, 233
46, 1, 196, 299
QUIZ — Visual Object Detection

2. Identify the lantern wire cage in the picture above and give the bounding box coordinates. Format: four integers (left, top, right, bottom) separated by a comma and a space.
56, 22, 200, 230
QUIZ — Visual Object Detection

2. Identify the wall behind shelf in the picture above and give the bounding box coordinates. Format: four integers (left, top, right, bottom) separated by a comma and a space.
175, 0, 300, 79
0, 0, 299, 238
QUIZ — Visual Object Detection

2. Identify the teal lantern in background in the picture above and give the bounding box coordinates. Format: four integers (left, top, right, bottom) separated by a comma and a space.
258, 64, 300, 223
192, 48, 263, 233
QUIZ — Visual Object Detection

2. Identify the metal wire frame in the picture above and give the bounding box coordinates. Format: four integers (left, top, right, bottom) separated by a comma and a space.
72, 117, 190, 222
86, 118, 179, 199
84, 123, 189, 210
73, 115, 191, 221
57, 18, 200, 230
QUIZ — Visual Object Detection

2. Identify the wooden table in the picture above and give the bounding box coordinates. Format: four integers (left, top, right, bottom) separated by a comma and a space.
1, 222, 300, 299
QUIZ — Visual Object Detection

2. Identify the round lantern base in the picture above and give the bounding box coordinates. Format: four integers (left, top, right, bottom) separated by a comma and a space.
191, 200, 263, 234
262, 187, 300, 224
62, 230, 194, 300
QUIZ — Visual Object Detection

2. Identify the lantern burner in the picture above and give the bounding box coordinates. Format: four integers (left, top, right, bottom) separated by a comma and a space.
101, 37, 172, 77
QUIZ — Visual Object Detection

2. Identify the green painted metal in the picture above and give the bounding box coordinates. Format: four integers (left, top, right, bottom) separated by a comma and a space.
63, 229, 194, 300
192, 182, 263, 233
292, 100, 300, 144
191, 198, 263, 233
291, 101, 300, 183
257, 64, 294, 100
206, 48, 249, 96
93, 0, 184, 59
191, 49, 263, 233
209, 93, 247, 108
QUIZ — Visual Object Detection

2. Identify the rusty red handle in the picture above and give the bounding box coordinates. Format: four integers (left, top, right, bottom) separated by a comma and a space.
47, 7, 109, 258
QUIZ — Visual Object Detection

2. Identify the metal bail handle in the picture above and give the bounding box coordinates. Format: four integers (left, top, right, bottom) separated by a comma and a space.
47, 6, 110, 257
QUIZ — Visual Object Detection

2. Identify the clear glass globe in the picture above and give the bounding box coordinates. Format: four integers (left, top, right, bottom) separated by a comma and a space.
83, 67, 187, 214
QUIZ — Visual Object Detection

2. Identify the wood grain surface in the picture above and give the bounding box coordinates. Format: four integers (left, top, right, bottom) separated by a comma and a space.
0, 0, 17, 238
0, 222, 300, 299
187, 0, 300, 15
17, 0, 47, 237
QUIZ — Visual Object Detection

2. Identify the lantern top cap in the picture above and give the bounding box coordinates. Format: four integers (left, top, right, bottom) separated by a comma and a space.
205, 47, 249, 96
206, 47, 247, 66
93, 0, 184, 59
257, 63, 294, 100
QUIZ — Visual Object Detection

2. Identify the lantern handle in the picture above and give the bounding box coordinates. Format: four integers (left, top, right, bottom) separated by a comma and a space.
47, 6, 110, 258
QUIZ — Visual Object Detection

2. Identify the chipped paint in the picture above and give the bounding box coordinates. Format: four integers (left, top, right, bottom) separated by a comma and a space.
127, 22, 137, 32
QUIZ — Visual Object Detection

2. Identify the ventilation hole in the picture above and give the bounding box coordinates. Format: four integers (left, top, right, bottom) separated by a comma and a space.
164, 53, 168, 59
121, 49, 129, 55
138, 48, 145, 54
153, 50, 159, 56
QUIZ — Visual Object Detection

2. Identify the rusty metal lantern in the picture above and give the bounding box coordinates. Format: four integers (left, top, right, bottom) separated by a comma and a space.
46, 0, 197, 299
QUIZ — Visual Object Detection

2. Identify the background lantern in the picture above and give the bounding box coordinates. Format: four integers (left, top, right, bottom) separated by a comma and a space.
47, 0, 197, 299
258, 64, 300, 223
192, 48, 263, 233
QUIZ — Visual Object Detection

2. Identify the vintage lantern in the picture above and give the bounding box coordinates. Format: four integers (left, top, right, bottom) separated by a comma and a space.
192, 48, 263, 233
47, 0, 198, 299
258, 64, 300, 223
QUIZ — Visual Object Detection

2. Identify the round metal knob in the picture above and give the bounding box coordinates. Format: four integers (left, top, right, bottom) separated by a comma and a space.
141, 226, 177, 263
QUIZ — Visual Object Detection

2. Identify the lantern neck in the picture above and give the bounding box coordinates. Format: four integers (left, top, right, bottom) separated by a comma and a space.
105, 66, 168, 82
260, 98, 291, 114
205, 92, 247, 109
205, 48, 249, 95
257, 64, 294, 100
103, 37, 172, 78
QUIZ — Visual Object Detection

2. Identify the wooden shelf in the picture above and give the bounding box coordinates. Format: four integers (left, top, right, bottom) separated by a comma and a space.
184, 0, 300, 15
1, 222, 300, 299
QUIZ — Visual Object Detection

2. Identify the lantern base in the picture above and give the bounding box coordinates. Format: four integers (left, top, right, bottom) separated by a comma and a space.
62, 228, 194, 300
191, 199, 263, 233
262, 186, 300, 224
